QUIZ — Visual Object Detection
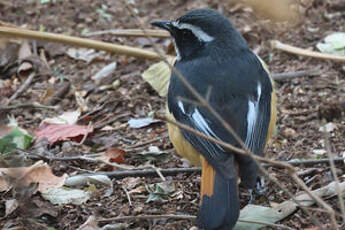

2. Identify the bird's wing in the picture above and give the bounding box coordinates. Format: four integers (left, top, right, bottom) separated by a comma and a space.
168, 57, 273, 182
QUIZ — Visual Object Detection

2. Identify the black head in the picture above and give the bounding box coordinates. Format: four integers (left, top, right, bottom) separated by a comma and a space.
151, 9, 247, 61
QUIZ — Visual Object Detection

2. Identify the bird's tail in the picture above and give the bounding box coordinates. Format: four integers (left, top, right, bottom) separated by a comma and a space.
197, 158, 239, 230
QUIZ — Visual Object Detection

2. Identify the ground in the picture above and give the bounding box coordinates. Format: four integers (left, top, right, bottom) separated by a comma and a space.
0, 0, 344, 230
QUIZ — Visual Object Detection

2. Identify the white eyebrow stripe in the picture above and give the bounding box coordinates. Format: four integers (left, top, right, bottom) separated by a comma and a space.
172, 21, 214, 42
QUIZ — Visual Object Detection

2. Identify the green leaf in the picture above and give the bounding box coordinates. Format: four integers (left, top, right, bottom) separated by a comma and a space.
141, 56, 176, 97
42, 187, 90, 205
132, 146, 171, 163
317, 32, 345, 55
0, 127, 33, 154
145, 181, 176, 203
234, 205, 283, 230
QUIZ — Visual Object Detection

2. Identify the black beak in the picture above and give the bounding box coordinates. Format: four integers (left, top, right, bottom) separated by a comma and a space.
151, 20, 173, 32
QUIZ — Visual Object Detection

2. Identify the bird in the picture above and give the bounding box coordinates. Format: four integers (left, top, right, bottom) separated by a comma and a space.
151, 8, 276, 230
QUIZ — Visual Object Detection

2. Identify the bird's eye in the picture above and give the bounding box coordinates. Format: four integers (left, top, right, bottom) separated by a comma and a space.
182, 29, 192, 36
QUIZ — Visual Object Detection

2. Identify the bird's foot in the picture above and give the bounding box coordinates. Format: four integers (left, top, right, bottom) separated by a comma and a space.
255, 176, 267, 195
248, 177, 267, 204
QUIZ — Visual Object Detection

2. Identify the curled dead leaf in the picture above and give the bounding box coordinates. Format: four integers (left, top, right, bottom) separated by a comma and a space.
96, 148, 126, 170
0, 160, 67, 192
35, 123, 93, 144
97, 148, 126, 164
77, 215, 99, 230
142, 56, 176, 97
5, 199, 18, 217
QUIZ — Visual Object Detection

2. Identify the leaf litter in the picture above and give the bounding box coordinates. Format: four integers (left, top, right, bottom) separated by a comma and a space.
0, 0, 345, 229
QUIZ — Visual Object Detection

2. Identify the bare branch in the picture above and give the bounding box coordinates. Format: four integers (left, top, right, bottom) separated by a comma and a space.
0, 26, 161, 60
271, 40, 345, 63
83, 29, 170, 38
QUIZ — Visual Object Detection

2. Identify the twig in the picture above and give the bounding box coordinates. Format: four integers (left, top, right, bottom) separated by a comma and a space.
121, 185, 132, 206
271, 40, 345, 63
83, 29, 170, 38
74, 122, 93, 146
160, 116, 295, 170
286, 157, 345, 167
99, 214, 293, 229
0, 26, 161, 60
126, 135, 167, 150
47, 81, 71, 105
70, 167, 201, 179
291, 173, 339, 229
0, 102, 57, 111
272, 69, 321, 81
94, 112, 130, 129
6, 72, 35, 105
323, 126, 345, 222
99, 214, 195, 223
152, 166, 166, 181
25, 152, 345, 179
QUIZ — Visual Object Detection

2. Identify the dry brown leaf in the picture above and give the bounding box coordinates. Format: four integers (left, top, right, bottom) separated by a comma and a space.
66, 48, 108, 63
122, 177, 142, 190
95, 148, 126, 171
141, 56, 176, 97
0, 160, 67, 192
4, 227, 26, 230
34, 123, 93, 144
240, 0, 301, 23
0, 174, 11, 191
0, 39, 20, 79
17, 40, 33, 78
76, 215, 99, 230
5, 199, 18, 217
0, 124, 14, 138
97, 148, 126, 164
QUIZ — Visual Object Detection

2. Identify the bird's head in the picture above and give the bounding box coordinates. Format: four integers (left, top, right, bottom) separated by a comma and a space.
151, 8, 247, 61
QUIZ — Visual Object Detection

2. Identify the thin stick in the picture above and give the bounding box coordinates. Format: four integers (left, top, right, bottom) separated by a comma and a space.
272, 69, 321, 81
126, 135, 166, 150
0, 102, 57, 111
0, 26, 161, 60
75, 122, 93, 146
6, 72, 35, 105
83, 29, 170, 38
285, 157, 345, 167
271, 40, 345, 62
99, 214, 293, 229
291, 173, 338, 229
99, 214, 195, 223
94, 112, 130, 129
47, 81, 71, 105
122, 185, 132, 206
323, 127, 345, 222
160, 116, 294, 170
70, 167, 200, 179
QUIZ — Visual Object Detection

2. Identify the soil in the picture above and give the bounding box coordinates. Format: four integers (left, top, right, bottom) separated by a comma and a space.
0, 0, 344, 229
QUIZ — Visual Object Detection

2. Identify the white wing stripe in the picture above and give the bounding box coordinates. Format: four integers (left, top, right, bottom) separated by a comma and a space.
177, 100, 185, 114
245, 83, 262, 148
191, 108, 224, 154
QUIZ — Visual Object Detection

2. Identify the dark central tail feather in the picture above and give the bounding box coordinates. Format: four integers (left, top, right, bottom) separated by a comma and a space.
197, 161, 240, 230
